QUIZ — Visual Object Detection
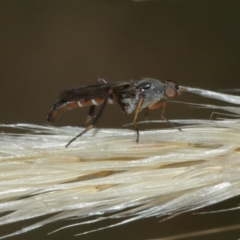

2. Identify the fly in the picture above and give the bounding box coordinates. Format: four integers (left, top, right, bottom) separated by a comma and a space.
47, 77, 180, 147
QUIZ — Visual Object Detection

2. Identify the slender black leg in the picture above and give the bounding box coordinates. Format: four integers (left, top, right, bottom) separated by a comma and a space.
84, 78, 108, 126
84, 106, 95, 126
66, 89, 112, 147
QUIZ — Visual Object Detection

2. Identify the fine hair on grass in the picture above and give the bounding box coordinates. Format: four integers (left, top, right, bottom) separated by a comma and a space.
0, 86, 240, 239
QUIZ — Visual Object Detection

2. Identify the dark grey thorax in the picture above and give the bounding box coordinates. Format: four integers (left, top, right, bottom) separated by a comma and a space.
122, 78, 167, 114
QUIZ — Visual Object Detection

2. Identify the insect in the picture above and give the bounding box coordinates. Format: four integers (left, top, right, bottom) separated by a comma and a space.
47, 77, 180, 147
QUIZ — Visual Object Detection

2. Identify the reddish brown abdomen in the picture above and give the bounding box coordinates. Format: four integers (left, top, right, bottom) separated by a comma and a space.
47, 96, 114, 122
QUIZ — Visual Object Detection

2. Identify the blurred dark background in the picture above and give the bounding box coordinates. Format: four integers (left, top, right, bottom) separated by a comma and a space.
1, 0, 240, 239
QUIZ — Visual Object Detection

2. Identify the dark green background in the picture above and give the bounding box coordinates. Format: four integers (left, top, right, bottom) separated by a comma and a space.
1, 1, 240, 239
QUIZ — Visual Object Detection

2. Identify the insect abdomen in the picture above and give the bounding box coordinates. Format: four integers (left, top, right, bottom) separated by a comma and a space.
47, 96, 115, 122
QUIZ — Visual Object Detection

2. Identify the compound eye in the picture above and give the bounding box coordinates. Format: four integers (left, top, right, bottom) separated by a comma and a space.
137, 81, 151, 91
165, 80, 179, 98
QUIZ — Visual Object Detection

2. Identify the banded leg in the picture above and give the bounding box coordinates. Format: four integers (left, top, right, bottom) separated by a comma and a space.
66, 89, 112, 147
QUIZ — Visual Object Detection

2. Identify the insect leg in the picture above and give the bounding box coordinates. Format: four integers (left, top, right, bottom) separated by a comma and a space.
160, 102, 182, 131
133, 96, 144, 142
84, 78, 108, 125
111, 91, 126, 112
84, 106, 95, 125
98, 77, 107, 84
65, 89, 112, 148
144, 107, 149, 129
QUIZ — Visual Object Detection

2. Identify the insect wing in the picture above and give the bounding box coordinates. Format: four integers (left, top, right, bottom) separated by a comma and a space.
58, 81, 132, 100
59, 84, 107, 100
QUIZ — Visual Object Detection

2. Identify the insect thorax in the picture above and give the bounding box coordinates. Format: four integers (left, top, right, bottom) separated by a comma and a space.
122, 78, 166, 114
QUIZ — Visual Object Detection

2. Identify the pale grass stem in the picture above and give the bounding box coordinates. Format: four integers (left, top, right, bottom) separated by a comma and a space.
0, 87, 240, 239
